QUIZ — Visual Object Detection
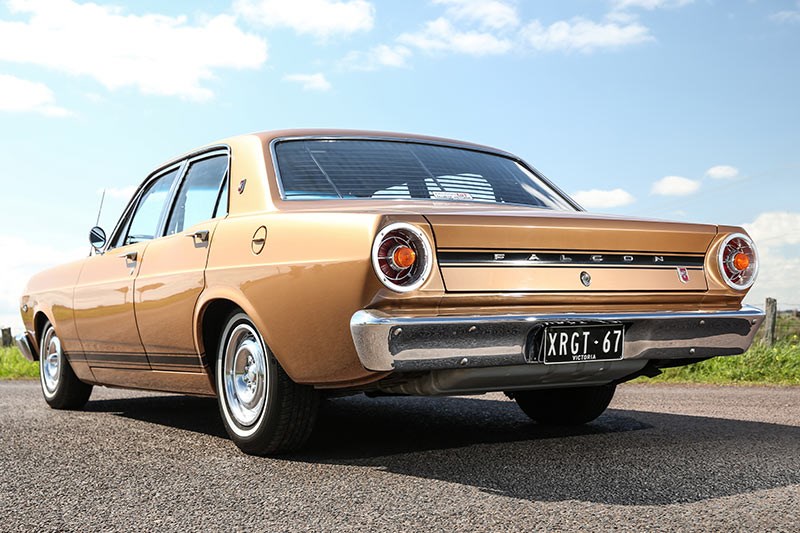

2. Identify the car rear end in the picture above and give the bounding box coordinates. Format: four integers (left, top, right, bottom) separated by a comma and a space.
267, 132, 764, 395
351, 212, 762, 395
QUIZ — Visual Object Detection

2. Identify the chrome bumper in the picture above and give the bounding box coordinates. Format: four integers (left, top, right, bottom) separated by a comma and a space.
350, 306, 765, 372
15, 332, 36, 362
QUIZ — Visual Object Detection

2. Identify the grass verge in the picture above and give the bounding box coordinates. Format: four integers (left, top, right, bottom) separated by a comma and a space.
633, 338, 800, 385
0, 346, 39, 379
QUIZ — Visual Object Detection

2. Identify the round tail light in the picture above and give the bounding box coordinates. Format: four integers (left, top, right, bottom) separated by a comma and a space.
718, 233, 758, 290
371, 222, 433, 292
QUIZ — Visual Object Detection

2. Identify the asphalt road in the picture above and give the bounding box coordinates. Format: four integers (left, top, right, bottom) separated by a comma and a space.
1, 381, 798, 532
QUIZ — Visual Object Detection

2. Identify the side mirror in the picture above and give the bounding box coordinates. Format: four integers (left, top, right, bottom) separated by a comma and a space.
89, 226, 107, 252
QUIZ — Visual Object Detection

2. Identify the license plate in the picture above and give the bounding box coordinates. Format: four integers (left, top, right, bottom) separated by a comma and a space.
539, 324, 625, 364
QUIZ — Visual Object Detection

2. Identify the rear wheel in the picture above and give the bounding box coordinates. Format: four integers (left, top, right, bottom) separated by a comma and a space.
39, 322, 92, 410
512, 384, 616, 426
215, 312, 319, 455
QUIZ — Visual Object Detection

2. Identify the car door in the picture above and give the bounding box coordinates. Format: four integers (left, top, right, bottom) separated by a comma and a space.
133, 150, 229, 372
74, 165, 182, 369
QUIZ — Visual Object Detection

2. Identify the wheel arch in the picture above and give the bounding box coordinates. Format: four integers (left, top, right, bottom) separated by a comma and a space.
32, 310, 54, 358
194, 288, 281, 382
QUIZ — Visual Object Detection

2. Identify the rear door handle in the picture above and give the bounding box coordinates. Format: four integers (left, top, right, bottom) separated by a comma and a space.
186, 230, 210, 242
118, 251, 138, 261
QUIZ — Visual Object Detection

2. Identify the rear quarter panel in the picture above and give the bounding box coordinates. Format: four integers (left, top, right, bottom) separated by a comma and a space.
200, 212, 441, 386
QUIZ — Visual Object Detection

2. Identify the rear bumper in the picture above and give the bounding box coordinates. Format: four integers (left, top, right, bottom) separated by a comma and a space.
15, 332, 36, 362
350, 306, 765, 372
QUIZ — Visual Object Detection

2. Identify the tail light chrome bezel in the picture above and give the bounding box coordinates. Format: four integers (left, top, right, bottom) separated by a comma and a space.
717, 232, 759, 291
371, 222, 433, 293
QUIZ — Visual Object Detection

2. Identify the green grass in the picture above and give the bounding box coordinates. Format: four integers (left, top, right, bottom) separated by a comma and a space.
0, 346, 39, 379
634, 315, 800, 385
635, 338, 800, 385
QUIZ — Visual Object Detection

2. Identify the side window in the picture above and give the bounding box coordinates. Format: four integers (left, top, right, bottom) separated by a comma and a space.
166, 155, 228, 235
124, 169, 180, 245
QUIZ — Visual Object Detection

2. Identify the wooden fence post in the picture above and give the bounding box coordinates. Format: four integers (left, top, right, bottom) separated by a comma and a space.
764, 298, 777, 347
0, 328, 11, 348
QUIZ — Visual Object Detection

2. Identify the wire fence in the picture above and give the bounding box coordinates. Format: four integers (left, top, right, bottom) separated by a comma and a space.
771, 315, 800, 342
755, 297, 799, 344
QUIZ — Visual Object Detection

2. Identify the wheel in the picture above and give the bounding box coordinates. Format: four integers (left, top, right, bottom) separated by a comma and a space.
215, 312, 319, 455
39, 322, 92, 410
512, 384, 616, 426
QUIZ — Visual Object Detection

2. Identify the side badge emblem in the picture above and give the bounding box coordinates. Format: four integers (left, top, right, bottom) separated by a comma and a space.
238, 179, 247, 194
580, 271, 592, 287
677, 267, 690, 284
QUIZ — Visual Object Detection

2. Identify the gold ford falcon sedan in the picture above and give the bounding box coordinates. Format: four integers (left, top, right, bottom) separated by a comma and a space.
16, 129, 764, 455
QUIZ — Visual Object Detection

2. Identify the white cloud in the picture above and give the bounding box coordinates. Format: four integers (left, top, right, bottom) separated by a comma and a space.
283, 73, 332, 91
742, 212, 800, 308
770, 10, 800, 24
98, 186, 137, 201
521, 17, 653, 53
0, 1, 268, 101
744, 212, 800, 248
0, 74, 72, 117
572, 188, 636, 209
234, 0, 374, 38
705, 165, 739, 180
433, 0, 519, 29
0, 236, 86, 332
341, 44, 412, 71
398, 17, 513, 56
612, 0, 694, 10
651, 175, 701, 196
346, 3, 655, 68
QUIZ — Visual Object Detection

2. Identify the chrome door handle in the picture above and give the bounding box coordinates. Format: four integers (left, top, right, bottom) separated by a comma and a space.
186, 230, 210, 242
118, 251, 138, 261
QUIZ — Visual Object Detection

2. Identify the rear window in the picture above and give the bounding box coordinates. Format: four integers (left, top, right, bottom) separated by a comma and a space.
273, 139, 575, 210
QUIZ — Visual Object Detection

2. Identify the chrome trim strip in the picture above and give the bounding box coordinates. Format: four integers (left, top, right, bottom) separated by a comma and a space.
267, 135, 583, 211
438, 251, 706, 268
350, 306, 765, 372
440, 263, 705, 270
14, 332, 36, 362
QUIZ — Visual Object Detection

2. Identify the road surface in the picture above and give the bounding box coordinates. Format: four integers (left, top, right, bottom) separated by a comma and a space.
1, 381, 798, 531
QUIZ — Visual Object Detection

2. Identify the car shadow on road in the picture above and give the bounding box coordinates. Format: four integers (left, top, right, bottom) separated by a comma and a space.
85, 394, 229, 439
86, 393, 800, 506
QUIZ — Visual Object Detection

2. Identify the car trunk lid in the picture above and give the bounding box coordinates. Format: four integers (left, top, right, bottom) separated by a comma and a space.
425, 211, 717, 293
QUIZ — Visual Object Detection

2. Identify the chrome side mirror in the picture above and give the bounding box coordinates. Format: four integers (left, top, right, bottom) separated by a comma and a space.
89, 226, 107, 252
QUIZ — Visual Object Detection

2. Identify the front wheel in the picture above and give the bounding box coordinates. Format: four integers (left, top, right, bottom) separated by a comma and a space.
511, 384, 616, 426
215, 312, 319, 455
39, 322, 92, 410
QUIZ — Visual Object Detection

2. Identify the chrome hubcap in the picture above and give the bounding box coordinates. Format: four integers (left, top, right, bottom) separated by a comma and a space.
223, 324, 267, 427
41, 329, 62, 394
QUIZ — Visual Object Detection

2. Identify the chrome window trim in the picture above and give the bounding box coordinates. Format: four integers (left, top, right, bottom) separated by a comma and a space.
267, 135, 583, 212
163, 147, 231, 236
104, 144, 230, 252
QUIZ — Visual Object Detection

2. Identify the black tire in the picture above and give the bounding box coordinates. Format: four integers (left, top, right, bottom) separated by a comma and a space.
38, 322, 92, 410
215, 312, 319, 455
512, 384, 616, 426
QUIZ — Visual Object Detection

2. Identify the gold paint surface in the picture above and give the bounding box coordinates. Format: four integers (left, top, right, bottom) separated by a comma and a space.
18, 129, 754, 395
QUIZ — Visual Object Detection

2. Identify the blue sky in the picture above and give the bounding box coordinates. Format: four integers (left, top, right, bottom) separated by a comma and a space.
1, 0, 799, 329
